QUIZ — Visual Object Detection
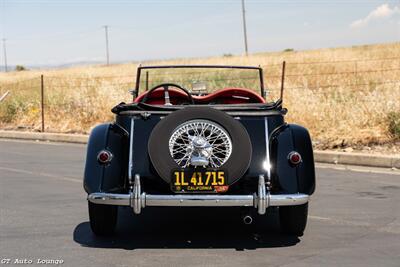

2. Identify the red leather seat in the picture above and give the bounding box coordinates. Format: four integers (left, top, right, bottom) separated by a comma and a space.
134, 87, 265, 105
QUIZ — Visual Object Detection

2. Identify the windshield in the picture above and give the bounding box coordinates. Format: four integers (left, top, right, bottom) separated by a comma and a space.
135, 66, 264, 96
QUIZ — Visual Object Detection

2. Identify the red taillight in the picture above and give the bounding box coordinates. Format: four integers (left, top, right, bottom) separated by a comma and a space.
97, 150, 113, 164
215, 185, 229, 193
288, 151, 302, 165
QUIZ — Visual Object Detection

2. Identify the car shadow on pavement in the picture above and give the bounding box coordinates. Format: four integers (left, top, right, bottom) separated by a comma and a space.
73, 207, 300, 250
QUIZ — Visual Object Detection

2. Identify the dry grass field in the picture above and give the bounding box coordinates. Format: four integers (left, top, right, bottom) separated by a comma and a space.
0, 42, 399, 149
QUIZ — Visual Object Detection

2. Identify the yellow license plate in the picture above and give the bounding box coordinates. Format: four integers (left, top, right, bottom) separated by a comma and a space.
171, 169, 226, 192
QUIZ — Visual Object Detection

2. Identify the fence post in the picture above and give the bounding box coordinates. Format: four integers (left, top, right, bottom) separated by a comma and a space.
40, 75, 45, 132
280, 61, 286, 100
354, 61, 358, 87
0, 91, 10, 103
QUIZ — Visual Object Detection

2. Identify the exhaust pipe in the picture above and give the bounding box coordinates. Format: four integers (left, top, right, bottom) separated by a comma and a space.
243, 215, 253, 225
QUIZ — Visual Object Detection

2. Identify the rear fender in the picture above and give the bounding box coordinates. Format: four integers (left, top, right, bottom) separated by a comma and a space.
83, 123, 129, 194
270, 124, 315, 195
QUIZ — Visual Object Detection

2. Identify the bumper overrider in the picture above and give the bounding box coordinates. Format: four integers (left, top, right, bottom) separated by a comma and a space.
87, 174, 309, 215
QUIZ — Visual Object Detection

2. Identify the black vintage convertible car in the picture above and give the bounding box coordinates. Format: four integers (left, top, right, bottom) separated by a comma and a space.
84, 65, 315, 236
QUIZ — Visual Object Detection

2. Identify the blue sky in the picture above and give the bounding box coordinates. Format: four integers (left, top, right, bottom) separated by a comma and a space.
1, 0, 399, 66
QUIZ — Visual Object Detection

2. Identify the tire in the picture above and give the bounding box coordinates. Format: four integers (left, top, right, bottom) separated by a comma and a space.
148, 106, 252, 185
279, 203, 308, 236
88, 201, 118, 236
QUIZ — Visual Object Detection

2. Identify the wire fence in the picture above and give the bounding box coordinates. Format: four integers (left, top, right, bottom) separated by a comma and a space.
0, 56, 399, 133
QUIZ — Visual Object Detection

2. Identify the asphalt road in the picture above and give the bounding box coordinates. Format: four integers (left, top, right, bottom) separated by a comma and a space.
0, 140, 399, 267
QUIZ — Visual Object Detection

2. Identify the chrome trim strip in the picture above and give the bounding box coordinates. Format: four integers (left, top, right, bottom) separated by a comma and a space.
88, 193, 131, 206
269, 194, 309, 206
88, 173, 309, 212
164, 88, 171, 105
145, 194, 254, 207
128, 118, 134, 184
88, 192, 309, 210
264, 117, 271, 179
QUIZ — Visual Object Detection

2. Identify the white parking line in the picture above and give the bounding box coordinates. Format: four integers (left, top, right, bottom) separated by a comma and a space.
0, 166, 82, 183
316, 163, 400, 176
309, 215, 400, 234
0, 138, 85, 147
309, 215, 371, 227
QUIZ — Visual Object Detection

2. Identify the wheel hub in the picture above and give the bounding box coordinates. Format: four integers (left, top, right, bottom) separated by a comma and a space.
169, 119, 232, 168
192, 136, 208, 148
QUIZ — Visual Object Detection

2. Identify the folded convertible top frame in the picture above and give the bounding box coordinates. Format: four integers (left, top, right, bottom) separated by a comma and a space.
119, 109, 285, 117
112, 100, 284, 115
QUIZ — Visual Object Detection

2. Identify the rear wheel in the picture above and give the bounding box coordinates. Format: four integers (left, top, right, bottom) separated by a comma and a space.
279, 203, 308, 236
148, 107, 252, 185
88, 201, 118, 236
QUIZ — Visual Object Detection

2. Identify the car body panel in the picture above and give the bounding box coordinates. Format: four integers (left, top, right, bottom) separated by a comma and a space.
270, 124, 316, 195
84, 113, 315, 195
83, 123, 129, 194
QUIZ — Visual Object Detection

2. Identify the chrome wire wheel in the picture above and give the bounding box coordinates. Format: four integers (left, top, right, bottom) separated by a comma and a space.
169, 119, 232, 168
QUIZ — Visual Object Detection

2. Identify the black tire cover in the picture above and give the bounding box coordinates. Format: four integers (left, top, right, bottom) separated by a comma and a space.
148, 106, 252, 185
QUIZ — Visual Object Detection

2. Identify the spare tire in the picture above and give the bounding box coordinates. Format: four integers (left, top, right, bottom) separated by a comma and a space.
148, 107, 252, 185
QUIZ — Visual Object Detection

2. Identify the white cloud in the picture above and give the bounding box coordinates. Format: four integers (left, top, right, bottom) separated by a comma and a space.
350, 4, 400, 28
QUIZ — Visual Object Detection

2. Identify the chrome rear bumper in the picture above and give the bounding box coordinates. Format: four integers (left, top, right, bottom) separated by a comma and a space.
87, 175, 309, 215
